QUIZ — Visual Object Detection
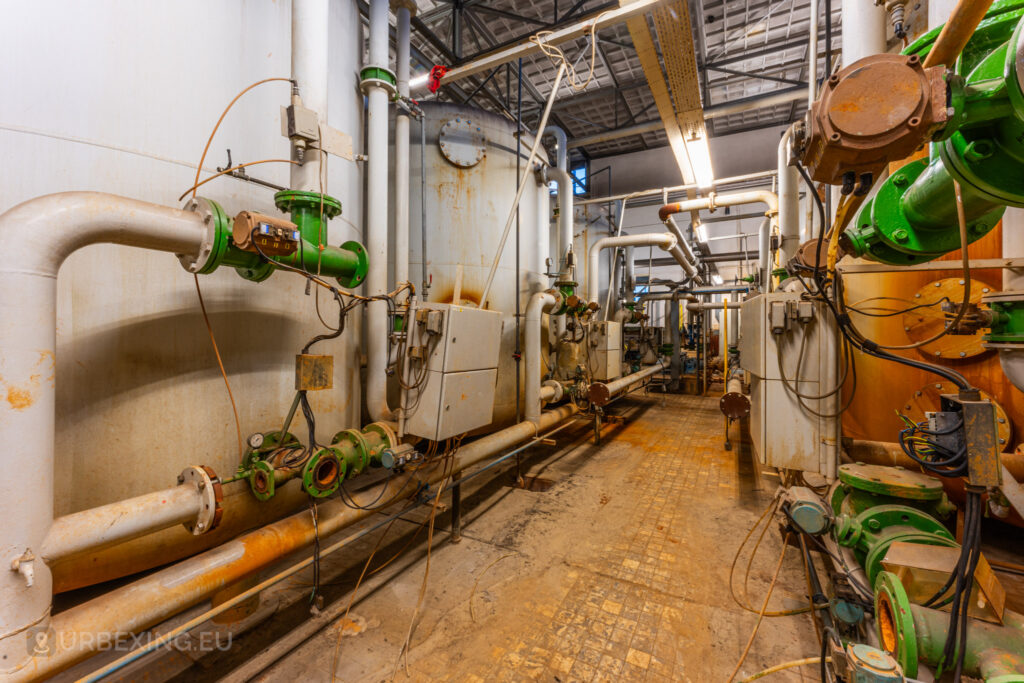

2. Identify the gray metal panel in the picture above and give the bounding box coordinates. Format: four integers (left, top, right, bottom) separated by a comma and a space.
438, 304, 503, 373
405, 368, 498, 441
738, 295, 764, 377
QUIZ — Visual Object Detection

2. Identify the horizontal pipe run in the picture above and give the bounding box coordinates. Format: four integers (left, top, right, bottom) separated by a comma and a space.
588, 363, 664, 406
688, 285, 750, 294
41, 484, 204, 564
686, 301, 742, 311
575, 170, 776, 207
658, 190, 779, 223
21, 407, 579, 680
587, 233, 677, 304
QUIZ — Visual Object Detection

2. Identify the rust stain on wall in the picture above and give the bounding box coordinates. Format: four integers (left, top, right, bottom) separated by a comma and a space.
7, 385, 34, 410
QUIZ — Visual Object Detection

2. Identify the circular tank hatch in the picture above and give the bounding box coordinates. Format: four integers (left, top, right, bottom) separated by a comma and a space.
439, 117, 486, 168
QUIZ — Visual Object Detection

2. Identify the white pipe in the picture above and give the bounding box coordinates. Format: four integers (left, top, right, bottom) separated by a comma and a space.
1003, 209, 1024, 290
533, 177, 551, 293
394, 3, 413, 292
41, 484, 204, 564
662, 215, 700, 280
549, 167, 575, 279
366, 0, 394, 422
290, 0, 329, 192
0, 192, 206, 670
576, 170, 776, 207
778, 126, 801, 264
624, 246, 636, 292
758, 217, 771, 290
687, 300, 742, 311
587, 234, 678, 304
543, 125, 568, 173
587, 362, 664, 405
808, 0, 819, 107
28, 405, 580, 680
526, 291, 559, 424
843, 0, 887, 64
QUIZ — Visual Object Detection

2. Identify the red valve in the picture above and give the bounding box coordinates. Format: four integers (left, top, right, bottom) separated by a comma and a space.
428, 65, 449, 93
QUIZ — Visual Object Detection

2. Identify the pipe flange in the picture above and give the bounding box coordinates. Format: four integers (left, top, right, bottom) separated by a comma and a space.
542, 379, 564, 403
359, 65, 398, 98
302, 448, 344, 498
179, 197, 229, 274
178, 465, 223, 535
249, 460, 277, 502
874, 571, 918, 678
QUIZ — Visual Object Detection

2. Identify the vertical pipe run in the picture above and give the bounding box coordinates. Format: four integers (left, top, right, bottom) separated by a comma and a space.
394, 3, 413, 291
366, 0, 394, 421
526, 291, 559, 424
778, 126, 801, 265
290, 0, 329, 192
808, 0, 819, 107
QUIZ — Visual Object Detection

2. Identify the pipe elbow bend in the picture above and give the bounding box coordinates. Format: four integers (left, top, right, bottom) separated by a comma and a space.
658, 204, 681, 222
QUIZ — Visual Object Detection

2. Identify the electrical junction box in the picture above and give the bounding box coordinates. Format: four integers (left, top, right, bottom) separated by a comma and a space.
403, 302, 503, 441
588, 320, 622, 381
739, 292, 840, 478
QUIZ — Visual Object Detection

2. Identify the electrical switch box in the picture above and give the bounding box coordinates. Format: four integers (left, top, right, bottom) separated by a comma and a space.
739, 292, 839, 478
402, 303, 503, 441
281, 104, 319, 142
588, 320, 622, 381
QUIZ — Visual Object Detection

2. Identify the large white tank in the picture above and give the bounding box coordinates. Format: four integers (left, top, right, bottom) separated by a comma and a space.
410, 102, 549, 427
0, 1, 365, 515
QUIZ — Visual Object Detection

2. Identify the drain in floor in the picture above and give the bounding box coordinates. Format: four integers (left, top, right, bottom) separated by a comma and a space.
506, 474, 555, 492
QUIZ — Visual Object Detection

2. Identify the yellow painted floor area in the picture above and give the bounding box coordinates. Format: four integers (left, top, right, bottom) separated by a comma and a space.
188, 392, 822, 682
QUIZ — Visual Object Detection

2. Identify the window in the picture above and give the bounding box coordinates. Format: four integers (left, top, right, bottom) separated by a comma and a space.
571, 164, 587, 195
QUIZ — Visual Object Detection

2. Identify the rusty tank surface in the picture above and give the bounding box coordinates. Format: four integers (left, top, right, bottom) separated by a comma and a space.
409, 102, 547, 428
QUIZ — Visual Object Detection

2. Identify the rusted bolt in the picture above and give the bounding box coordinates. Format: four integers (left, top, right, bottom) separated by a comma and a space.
829, 74, 839, 85
893, 229, 910, 243
829, 132, 841, 141
959, 351, 966, 357
908, 117, 921, 127
908, 54, 919, 64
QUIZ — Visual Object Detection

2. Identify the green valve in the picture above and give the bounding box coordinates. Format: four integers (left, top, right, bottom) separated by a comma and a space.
186, 195, 368, 288
850, 2, 1024, 264
983, 293, 1024, 343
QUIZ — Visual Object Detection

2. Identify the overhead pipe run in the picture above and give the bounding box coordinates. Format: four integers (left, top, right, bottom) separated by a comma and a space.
22, 406, 580, 680
363, 0, 397, 422
658, 189, 779, 286
576, 170, 776, 207
586, 233, 679, 305
0, 192, 208, 670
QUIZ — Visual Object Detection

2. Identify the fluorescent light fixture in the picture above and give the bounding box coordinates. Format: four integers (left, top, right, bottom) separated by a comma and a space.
684, 133, 715, 190
694, 222, 708, 244
409, 72, 430, 92
711, 273, 723, 286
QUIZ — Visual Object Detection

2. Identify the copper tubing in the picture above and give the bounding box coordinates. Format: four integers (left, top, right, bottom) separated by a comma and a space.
922, 0, 995, 69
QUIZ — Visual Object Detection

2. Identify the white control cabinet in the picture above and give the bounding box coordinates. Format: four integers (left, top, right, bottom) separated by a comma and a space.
403, 303, 503, 441
738, 292, 840, 478
589, 320, 622, 381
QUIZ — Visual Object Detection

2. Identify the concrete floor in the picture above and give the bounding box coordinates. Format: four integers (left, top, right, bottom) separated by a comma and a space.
187, 391, 822, 682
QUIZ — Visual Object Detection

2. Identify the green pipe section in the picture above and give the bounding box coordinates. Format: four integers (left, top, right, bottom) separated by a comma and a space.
875, 571, 1024, 681
194, 193, 368, 287
848, 2, 1024, 264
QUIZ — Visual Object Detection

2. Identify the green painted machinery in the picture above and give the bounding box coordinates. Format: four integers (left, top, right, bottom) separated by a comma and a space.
831, 464, 957, 585
181, 191, 368, 286
241, 422, 396, 500
848, 1, 1024, 264
875, 571, 1024, 681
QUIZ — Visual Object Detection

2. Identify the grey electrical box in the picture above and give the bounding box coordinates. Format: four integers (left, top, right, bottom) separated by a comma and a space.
402, 303, 503, 441
739, 292, 840, 478
589, 320, 622, 381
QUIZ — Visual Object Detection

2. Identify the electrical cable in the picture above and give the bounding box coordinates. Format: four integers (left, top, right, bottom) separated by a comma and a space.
177, 159, 300, 202
738, 656, 828, 682
529, 12, 608, 92
726, 533, 793, 683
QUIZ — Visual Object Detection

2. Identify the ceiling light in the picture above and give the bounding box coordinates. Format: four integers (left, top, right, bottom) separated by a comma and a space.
711, 273, 723, 286
684, 133, 715, 190
694, 222, 708, 243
